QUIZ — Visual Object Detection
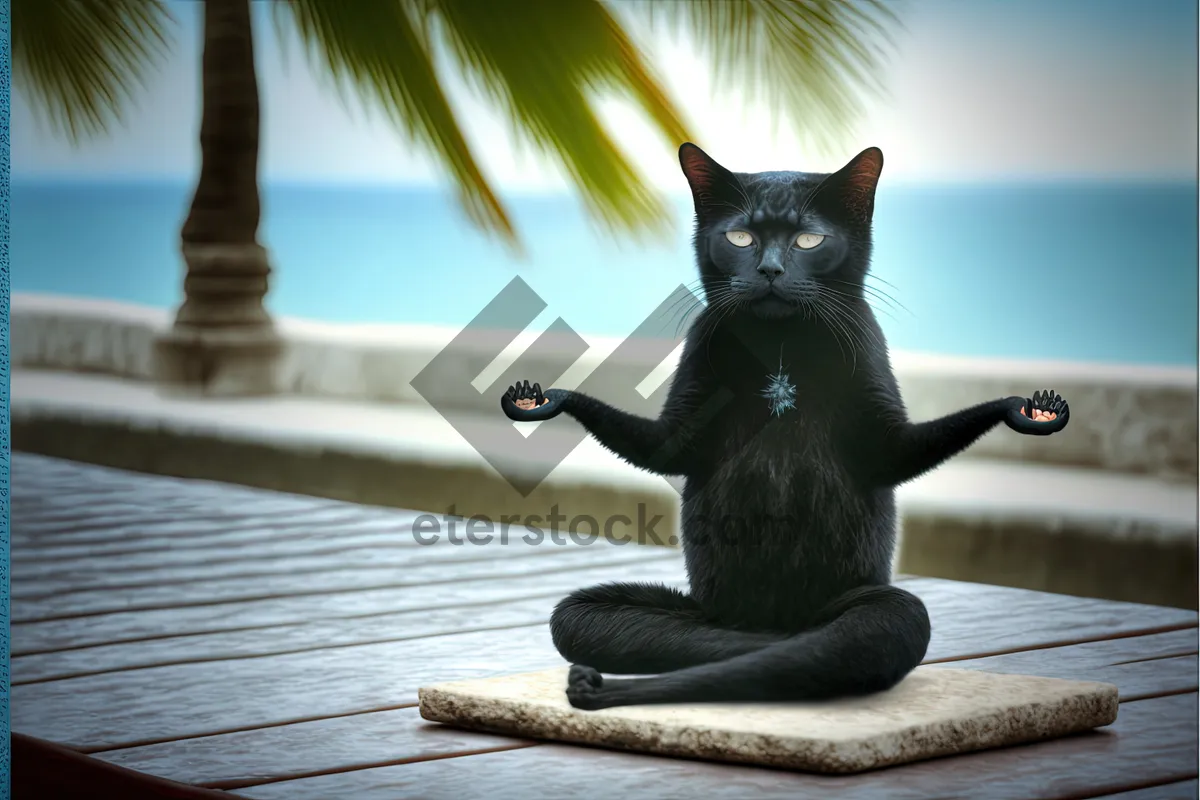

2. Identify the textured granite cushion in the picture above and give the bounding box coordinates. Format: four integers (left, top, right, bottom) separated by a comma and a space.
418, 666, 1119, 773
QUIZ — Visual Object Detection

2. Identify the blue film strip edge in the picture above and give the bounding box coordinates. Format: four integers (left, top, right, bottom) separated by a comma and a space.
0, 0, 11, 795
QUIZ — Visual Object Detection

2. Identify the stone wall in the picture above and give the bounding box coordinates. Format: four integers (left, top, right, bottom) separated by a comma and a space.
14, 292, 1197, 480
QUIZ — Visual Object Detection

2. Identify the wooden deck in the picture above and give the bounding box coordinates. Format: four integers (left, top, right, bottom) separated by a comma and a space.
10, 453, 1199, 799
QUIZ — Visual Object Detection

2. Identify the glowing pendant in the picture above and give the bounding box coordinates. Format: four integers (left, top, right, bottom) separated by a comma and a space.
761, 361, 797, 417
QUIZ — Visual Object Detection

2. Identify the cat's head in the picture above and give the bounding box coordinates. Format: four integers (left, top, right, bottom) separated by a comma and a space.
679, 143, 883, 321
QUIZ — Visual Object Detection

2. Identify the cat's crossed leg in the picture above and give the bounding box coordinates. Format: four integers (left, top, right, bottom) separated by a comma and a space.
561, 583, 931, 710
550, 582, 787, 676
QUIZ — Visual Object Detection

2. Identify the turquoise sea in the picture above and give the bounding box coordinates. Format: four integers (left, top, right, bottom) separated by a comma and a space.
12, 180, 1198, 366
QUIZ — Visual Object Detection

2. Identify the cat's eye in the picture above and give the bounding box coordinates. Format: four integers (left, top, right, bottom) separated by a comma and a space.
795, 233, 825, 250
725, 230, 754, 248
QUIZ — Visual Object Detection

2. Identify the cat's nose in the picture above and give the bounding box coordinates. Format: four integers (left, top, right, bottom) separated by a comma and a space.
757, 259, 784, 279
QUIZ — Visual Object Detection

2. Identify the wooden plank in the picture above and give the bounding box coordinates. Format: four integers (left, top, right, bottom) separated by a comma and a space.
12, 506, 406, 553
12, 492, 343, 528
233, 694, 1198, 800
12, 487, 326, 518
11, 510, 373, 550
90, 635, 1197, 790
11, 517, 420, 564
95, 708, 537, 791
11, 480, 349, 528
13, 624, 565, 750
15, 475, 343, 506
11, 557, 690, 654
12, 587, 1195, 690
12, 525, 491, 580
12, 581, 1196, 750
13, 545, 1196, 652
14, 595, 559, 684
12, 535, 675, 600
951, 628, 1197, 667
13, 733, 239, 800
12, 481, 327, 506
11, 576, 974, 684
950, 633, 1197, 701
1092, 779, 1199, 798
12, 548, 682, 622
908, 579, 1196, 660
10, 455, 369, 529
13, 452, 312, 500
14, 508, 215, 537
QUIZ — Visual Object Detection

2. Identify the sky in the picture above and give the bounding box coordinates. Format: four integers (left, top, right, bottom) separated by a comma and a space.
12, 0, 1199, 189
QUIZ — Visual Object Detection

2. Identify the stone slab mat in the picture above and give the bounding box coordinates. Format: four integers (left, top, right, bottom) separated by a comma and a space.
418, 666, 1119, 774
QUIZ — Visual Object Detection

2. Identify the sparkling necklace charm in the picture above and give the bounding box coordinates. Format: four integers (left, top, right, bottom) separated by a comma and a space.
761, 354, 797, 417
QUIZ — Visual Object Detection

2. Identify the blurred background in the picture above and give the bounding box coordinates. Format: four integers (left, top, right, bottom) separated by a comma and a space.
14, 0, 1197, 364
9, 0, 1199, 610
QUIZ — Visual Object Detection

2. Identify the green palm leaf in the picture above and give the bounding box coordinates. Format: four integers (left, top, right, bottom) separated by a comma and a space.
428, 0, 693, 240
12, 0, 174, 143
276, 0, 521, 249
631, 0, 899, 157
14, 0, 900, 248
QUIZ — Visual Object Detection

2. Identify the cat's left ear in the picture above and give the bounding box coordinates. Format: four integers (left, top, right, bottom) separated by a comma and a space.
679, 143, 741, 216
828, 147, 884, 222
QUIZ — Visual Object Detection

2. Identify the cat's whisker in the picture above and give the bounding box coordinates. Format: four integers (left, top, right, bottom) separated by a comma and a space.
808, 299, 849, 365
657, 292, 700, 340
695, 289, 744, 342
729, 178, 756, 219
713, 198, 754, 220
662, 278, 715, 316
859, 283, 911, 316
820, 291, 883, 352
817, 294, 859, 356
661, 288, 706, 320
827, 278, 912, 318
666, 301, 706, 339
815, 287, 881, 365
668, 293, 717, 340
821, 283, 899, 323
676, 281, 742, 340
815, 298, 860, 375
866, 274, 903, 292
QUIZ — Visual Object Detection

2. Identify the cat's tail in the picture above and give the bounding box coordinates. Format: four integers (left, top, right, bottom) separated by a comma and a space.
566, 584, 930, 709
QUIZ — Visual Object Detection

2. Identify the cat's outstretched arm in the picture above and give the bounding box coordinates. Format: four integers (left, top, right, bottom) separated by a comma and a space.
868, 390, 1069, 487
501, 361, 724, 476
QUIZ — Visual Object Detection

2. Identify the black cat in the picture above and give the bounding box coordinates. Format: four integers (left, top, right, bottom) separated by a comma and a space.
501, 143, 1069, 710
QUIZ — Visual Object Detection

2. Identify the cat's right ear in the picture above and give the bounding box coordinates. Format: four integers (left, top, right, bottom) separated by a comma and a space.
679, 143, 739, 215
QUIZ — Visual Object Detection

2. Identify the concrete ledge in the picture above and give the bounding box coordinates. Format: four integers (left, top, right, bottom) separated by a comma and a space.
13, 369, 1196, 609
898, 461, 1198, 610
11, 369, 683, 548
13, 293, 1198, 481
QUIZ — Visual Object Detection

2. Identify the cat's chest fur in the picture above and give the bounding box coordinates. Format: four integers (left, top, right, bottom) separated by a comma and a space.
698, 377, 848, 504
680, 365, 881, 626
696, 336, 855, 481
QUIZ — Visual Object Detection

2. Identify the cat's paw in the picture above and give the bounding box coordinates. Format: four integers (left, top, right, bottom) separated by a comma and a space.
1004, 389, 1069, 436
565, 664, 606, 710
501, 380, 567, 421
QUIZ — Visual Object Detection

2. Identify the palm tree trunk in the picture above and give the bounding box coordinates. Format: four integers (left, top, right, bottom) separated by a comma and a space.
153, 0, 281, 395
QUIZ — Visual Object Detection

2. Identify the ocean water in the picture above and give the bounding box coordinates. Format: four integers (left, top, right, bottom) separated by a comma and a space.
12, 180, 1198, 366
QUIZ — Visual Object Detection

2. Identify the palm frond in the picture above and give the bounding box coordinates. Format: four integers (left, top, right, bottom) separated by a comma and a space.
276, 0, 518, 249
12, 0, 175, 143
425, 0, 695, 239
631, 0, 899, 157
